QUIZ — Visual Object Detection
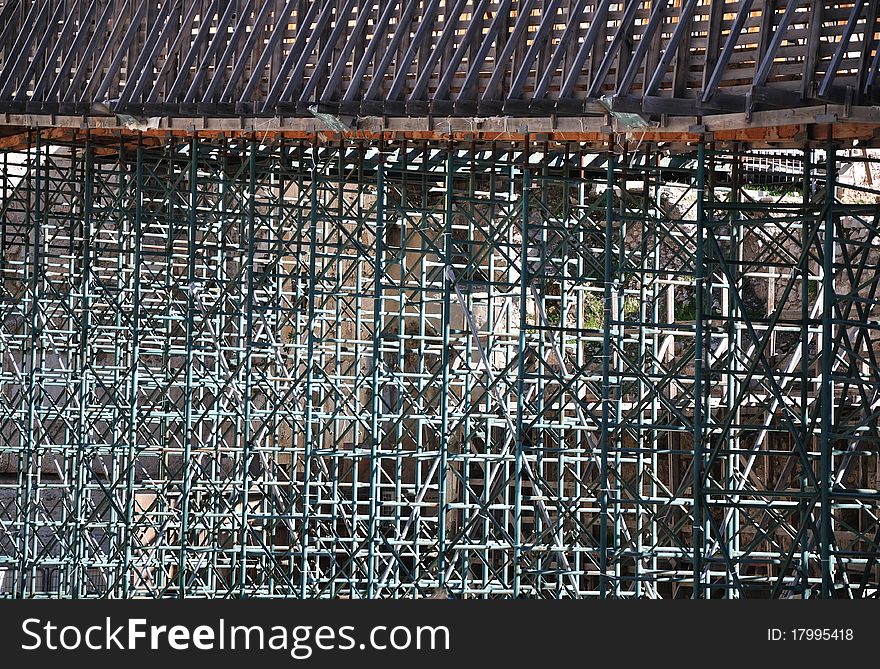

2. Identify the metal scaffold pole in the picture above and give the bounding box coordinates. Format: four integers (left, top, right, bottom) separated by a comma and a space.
0, 132, 877, 599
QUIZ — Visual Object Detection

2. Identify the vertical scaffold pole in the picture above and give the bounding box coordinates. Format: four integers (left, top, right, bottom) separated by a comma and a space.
73, 131, 94, 599
600, 138, 614, 598
238, 135, 258, 596
693, 141, 706, 598
799, 145, 812, 597
301, 135, 321, 597
819, 141, 836, 598
367, 138, 386, 598
438, 142, 454, 592
514, 138, 530, 597
21, 129, 40, 598
122, 135, 144, 598
178, 133, 198, 598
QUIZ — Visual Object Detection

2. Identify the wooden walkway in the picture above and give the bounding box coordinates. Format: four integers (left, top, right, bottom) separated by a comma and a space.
0, 0, 877, 124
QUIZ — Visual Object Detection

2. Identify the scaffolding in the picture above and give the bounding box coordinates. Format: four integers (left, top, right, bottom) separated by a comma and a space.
0, 132, 878, 598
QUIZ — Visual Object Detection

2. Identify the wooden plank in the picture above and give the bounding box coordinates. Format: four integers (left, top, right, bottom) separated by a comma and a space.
531, 0, 587, 100
480, 0, 538, 103
818, 0, 867, 98
385, 0, 442, 102
169, 0, 228, 103
701, 0, 727, 92
146, 1, 202, 104
361, 0, 419, 103
0, 1, 52, 101
433, 0, 492, 101
274, 0, 340, 108
296, 0, 360, 106
856, 0, 879, 101
456, 0, 515, 102
261, 0, 325, 110
340, 0, 401, 104
319, 0, 378, 103
617, 0, 669, 96
558, 0, 611, 99
0, 1, 877, 121
657, 0, 698, 98
201, 0, 259, 104
239, 0, 302, 104
801, 0, 825, 100
505, 0, 563, 101
587, 0, 640, 98
753, 0, 803, 89
702, 0, 757, 102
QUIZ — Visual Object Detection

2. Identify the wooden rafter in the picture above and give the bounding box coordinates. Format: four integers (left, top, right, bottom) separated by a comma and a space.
0, 1, 876, 122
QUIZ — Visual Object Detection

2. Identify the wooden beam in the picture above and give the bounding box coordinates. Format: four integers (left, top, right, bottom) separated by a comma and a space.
0, 1, 876, 121
801, 0, 824, 100
587, 0, 641, 98
818, 0, 868, 99
702, 0, 757, 103
617, 0, 670, 97
753, 0, 802, 89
